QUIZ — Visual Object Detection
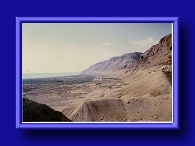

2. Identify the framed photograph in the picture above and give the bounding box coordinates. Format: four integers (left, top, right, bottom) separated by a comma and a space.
16, 17, 179, 129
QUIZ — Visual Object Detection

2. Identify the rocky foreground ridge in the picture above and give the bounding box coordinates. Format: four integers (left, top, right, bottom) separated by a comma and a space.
23, 98, 71, 122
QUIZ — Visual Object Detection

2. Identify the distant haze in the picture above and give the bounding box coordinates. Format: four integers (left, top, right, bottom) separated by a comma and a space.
22, 23, 172, 74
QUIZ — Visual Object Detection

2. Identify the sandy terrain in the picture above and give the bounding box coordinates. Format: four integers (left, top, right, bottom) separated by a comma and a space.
23, 67, 172, 122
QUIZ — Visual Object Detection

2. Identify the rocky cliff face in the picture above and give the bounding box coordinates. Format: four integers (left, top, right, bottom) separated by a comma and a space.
81, 34, 172, 76
81, 52, 143, 75
128, 34, 172, 70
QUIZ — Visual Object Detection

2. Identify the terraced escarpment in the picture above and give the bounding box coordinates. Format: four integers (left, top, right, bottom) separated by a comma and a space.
23, 34, 172, 122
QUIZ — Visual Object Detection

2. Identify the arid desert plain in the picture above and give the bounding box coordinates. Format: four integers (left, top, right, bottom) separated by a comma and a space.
23, 34, 172, 122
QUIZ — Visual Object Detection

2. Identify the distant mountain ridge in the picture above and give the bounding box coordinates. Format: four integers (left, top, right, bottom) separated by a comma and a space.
81, 52, 143, 75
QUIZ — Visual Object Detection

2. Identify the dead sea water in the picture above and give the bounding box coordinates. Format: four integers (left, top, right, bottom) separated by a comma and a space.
22, 72, 80, 79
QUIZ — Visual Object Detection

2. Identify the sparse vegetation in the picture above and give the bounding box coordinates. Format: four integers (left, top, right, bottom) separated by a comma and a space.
23, 75, 95, 85
102, 77, 120, 80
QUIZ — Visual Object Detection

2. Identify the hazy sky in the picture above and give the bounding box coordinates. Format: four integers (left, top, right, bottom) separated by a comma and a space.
22, 23, 172, 74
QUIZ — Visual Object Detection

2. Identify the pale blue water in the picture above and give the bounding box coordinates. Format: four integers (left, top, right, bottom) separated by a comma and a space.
22, 72, 80, 79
